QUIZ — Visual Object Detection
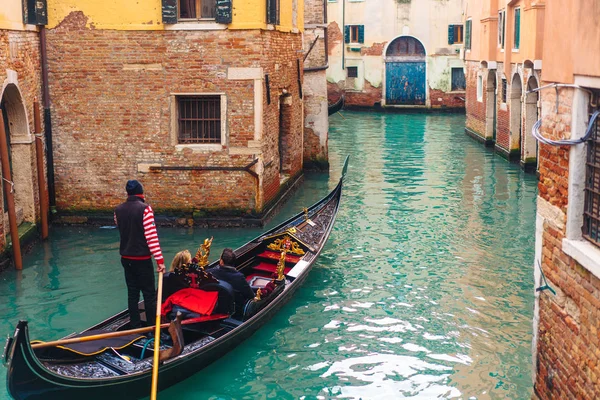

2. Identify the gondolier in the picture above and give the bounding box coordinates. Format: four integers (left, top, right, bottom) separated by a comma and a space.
114, 180, 166, 329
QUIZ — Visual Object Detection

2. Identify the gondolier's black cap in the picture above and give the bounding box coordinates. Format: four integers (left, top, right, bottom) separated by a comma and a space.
126, 180, 144, 195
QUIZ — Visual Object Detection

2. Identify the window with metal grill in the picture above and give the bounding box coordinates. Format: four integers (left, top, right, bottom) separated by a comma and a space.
501, 78, 507, 103
347, 66, 358, 78
584, 108, 600, 246
177, 96, 221, 144
179, 0, 216, 19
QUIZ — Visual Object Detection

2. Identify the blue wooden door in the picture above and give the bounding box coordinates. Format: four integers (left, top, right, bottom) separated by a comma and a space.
386, 62, 426, 105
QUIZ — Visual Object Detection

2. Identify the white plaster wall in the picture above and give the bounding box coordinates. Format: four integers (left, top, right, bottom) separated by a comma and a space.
327, 0, 465, 102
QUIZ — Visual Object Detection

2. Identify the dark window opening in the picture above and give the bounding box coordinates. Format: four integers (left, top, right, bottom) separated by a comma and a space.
451, 68, 466, 91
347, 66, 358, 78
584, 106, 600, 246
177, 96, 221, 144
179, 0, 216, 19
385, 36, 425, 57
501, 78, 507, 103
267, 0, 280, 25
344, 25, 364, 44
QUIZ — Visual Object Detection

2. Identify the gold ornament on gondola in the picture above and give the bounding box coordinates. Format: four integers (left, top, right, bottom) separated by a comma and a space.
303, 207, 309, 221
267, 235, 305, 255
254, 288, 262, 301
196, 237, 213, 269
276, 251, 286, 281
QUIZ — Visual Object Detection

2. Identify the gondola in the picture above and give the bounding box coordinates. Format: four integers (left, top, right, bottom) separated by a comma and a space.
3, 156, 349, 400
328, 94, 344, 115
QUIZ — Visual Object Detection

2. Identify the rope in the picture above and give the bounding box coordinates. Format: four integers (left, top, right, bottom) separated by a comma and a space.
532, 110, 600, 146
139, 338, 154, 360
2, 178, 14, 193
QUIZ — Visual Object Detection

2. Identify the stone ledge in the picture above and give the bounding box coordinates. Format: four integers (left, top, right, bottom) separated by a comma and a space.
562, 238, 600, 280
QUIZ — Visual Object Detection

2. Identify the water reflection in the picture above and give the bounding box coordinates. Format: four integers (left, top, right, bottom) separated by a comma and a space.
0, 111, 536, 400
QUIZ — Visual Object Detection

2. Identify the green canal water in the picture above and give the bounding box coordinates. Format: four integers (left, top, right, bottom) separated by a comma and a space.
0, 111, 538, 399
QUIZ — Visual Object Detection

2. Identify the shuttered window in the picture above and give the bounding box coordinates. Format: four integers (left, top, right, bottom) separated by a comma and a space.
177, 96, 221, 144
584, 108, 600, 246
465, 20, 472, 50
344, 25, 364, 44
514, 8, 521, 50
498, 10, 506, 49
162, 0, 232, 23
267, 0, 280, 25
448, 25, 464, 45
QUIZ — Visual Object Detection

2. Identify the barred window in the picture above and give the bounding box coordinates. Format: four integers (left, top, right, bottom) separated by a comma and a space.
267, 0, 280, 25
584, 108, 600, 246
177, 96, 221, 144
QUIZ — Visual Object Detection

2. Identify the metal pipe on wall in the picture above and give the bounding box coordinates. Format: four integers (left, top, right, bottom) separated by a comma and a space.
39, 27, 56, 209
0, 114, 22, 270
33, 100, 49, 239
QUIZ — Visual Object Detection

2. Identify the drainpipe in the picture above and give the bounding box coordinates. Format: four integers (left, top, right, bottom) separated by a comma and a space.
0, 114, 22, 270
39, 27, 56, 210
33, 100, 49, 239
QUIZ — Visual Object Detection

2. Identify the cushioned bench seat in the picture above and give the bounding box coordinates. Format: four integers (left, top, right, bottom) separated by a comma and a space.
258, 251, 302, 264
253, 262, 292, 275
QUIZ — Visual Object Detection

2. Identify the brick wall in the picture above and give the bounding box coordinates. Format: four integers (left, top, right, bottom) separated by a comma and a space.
46, 12, 303, 216
534, 85, 600, 399
0, 29, 44, 250
465, 61, 486, 138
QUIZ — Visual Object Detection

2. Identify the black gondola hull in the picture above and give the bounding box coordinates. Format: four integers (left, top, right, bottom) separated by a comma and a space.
5, 158, 347, 400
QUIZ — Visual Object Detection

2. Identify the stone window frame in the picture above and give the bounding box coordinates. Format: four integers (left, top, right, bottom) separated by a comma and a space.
563, 77, 600, 278
477, 74, 483, 102
498, 9, 506, 50
512, 7, 521, 52
169, 92, 227, 152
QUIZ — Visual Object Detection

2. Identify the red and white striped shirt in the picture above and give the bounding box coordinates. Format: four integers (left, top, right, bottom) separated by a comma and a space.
143, 206, 164, 264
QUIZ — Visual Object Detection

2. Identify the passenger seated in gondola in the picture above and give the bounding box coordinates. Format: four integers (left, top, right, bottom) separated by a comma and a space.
206, 248, 254, 317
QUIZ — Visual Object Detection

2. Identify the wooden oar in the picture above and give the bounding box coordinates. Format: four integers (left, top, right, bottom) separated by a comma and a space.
150, 270, 164, 400
30, 313, 228, 350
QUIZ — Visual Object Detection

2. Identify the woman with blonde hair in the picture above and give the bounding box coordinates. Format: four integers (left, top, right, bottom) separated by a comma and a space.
170, 250, 191, 272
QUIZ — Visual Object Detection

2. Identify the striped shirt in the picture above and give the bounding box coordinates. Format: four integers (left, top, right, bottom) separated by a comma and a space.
143, 205, 164, 264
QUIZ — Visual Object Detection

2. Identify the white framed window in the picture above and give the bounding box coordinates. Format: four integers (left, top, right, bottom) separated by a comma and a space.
179, 0, 216, 20
498, 10, 506, 49
513, 8, 521, 51
563, 81, 600, 278
477, 75, 483, 102
170, 93, 227, 150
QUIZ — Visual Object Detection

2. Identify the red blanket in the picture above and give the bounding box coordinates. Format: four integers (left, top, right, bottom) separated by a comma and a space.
161, 288, 219, 317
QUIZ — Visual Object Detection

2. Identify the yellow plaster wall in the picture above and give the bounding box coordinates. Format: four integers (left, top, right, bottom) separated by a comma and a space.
0, 0, 31, 30
46, 0, 303, 32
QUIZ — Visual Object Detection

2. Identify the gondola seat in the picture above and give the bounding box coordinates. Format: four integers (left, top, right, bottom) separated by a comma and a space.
253, 262, 292, 275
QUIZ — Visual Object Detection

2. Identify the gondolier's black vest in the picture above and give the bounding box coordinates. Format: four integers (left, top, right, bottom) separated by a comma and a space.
115, 196, 151, 258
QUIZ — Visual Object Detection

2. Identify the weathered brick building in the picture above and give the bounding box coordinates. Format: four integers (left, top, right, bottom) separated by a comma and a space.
532, 0, 600, 398
41, 0, 310, 222
326, 0, 466, 109
0, 0, 47, 264
463, 0, 544, 169
302, 0, 329, 169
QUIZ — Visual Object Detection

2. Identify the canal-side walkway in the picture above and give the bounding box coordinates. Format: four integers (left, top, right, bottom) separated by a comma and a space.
0, 111, 537, 399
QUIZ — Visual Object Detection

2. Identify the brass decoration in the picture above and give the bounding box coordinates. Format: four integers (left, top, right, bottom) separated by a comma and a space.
276, 250, 286, 281
267, 235, 305, 256
196, 237, 213, 269
254, 288, 262, 301
287, 227, 297, 235
303, 207, 309, 221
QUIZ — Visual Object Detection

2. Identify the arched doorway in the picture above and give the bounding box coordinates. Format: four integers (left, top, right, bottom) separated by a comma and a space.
486, 70, 497, 143
509, 74, 523, 157
385, 36, 426, 105
523, 76, 539, 169
0, 83, 35, 228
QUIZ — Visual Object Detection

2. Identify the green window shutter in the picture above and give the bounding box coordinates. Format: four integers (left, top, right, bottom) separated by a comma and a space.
22, 0, 47, 25
465, 20, 471, 50
514, 9, 520, 49
216, 0, 232, 24
448, 25, 455, 45
344, 26, 350, 43
358, 25, 364, 44
162, 0, 178, 24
